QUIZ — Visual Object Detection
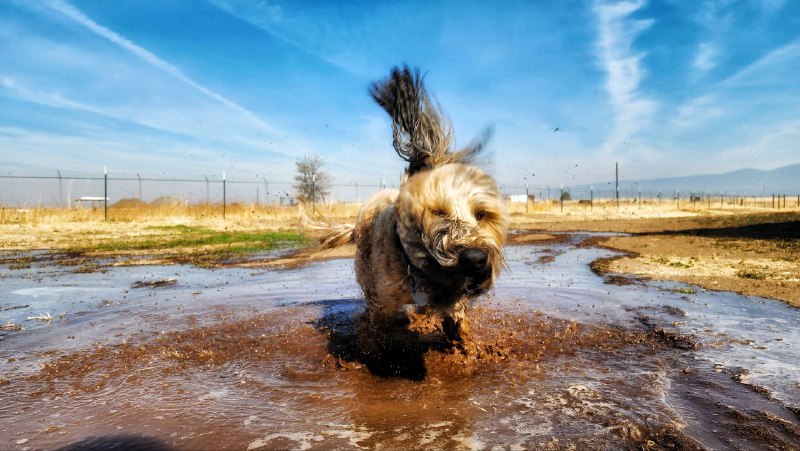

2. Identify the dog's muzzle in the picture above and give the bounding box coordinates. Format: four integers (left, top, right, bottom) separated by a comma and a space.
458, 248, 492, 291
458, 248, 488, 274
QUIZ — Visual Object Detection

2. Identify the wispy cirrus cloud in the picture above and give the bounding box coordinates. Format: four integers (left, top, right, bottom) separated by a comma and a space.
722, 36, 800, 88
674, 35, 800, 130
42, 0, 282, 136
592, 0, 656, 153
208, 0, 377, 78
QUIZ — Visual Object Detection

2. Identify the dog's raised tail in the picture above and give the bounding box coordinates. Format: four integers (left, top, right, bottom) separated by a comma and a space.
316, 222, 355, 248
298, 202, 355, 249
370, 65, 492, 175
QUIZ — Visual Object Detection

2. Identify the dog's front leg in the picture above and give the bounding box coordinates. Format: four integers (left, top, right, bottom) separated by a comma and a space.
440, 298, 473, 345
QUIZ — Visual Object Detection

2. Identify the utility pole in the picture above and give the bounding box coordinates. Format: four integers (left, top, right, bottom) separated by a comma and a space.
103, 166, 108, 221
615, 162, 619, 210
222, 171, 226, 220
526, 183, 529, 214
57, 170, 63, 208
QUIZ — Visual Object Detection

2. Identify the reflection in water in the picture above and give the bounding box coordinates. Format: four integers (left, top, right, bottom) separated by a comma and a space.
1, 235, 799, 449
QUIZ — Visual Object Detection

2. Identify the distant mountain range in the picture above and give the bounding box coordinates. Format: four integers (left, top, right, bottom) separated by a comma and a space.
573, 164, 800, 197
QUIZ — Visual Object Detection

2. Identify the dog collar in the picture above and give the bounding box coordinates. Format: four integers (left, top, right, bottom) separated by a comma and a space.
393, 221, 430, 306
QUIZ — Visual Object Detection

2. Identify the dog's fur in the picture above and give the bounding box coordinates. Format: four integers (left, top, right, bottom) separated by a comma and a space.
319, 66, 508, 352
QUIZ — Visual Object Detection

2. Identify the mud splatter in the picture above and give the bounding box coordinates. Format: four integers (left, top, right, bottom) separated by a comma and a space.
1, 238, 798, 449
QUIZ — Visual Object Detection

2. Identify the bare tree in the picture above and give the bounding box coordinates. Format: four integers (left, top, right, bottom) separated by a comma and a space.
294, 154, 332, 208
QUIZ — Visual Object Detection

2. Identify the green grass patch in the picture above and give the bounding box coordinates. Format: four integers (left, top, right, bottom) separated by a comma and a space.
736, 270, 768, 280
672, 287, 697, 295
93, 229, 308, 253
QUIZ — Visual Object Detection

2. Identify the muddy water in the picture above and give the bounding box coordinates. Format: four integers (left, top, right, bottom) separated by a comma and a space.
1, 236, 799, 450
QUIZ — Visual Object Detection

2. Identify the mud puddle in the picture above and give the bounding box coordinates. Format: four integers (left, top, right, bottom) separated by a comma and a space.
1, 235, 799, 450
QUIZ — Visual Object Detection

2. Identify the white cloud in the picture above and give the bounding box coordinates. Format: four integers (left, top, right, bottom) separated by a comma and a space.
672, 95, 725, 129
718, 117, 800, 167
592, 0, 657, 153
693, 42, 718, 73
43, 0, 283, 136
722, 37, 800, 88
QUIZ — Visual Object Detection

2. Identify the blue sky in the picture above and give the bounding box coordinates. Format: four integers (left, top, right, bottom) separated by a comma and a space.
1, 0, 799, 195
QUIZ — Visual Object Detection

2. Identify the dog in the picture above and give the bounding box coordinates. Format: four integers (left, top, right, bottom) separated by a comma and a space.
318, 66, 508, 354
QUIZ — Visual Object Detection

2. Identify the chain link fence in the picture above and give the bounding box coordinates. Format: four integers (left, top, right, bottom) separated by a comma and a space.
1, 169, 798, 212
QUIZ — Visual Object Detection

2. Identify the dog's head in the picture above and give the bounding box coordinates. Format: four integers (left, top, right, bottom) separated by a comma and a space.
395, 163, 508, 296
372, 65, 508, 298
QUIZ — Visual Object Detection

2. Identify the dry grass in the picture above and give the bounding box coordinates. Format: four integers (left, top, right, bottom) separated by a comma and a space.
2, 199, 798, 306
1, 199, 796, 252
0, 203, 354, 252
0, 202, 362, 250
0, 202, 360, 227
506, 197, 800, 223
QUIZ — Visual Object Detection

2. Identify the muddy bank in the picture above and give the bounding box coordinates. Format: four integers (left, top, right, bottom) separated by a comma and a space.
583, 215, 800, 307
2, 237, 798, 449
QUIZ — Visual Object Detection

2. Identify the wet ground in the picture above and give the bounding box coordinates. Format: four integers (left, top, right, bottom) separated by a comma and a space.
1, 235, 799, 450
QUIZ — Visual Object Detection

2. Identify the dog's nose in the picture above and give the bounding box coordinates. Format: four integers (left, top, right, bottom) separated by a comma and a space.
458, 248, 488, 272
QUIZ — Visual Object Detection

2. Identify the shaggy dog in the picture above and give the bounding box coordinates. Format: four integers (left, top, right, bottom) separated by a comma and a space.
321, 66, 508, 354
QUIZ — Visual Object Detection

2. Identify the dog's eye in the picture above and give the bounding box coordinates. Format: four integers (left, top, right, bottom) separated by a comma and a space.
430, 208, 446, 218
474, 210, 486, 221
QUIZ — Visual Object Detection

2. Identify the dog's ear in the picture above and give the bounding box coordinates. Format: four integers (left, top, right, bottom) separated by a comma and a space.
452, 126, 493, 165
371, 66, 491, 175
370, 66, 449, 174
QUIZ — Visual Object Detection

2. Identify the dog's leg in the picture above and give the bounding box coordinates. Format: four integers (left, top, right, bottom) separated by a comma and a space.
440, 298, 473, 345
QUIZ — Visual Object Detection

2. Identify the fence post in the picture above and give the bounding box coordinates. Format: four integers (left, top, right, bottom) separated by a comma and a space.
103, 166, 108, 221
57, 170, 64, 208
615, 162, 619, 210
263, 177, 269, 205
223, 171, 226, 220
526, 183, 529, 215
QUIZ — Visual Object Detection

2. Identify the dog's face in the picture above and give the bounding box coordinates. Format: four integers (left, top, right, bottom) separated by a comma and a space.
395, 163, 508, 296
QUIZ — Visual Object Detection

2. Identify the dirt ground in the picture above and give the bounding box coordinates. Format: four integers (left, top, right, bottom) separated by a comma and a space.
2, 206, 799, 449
530, 211, 800, 307
1, 206, 798, 307
282, 209, 800, 307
